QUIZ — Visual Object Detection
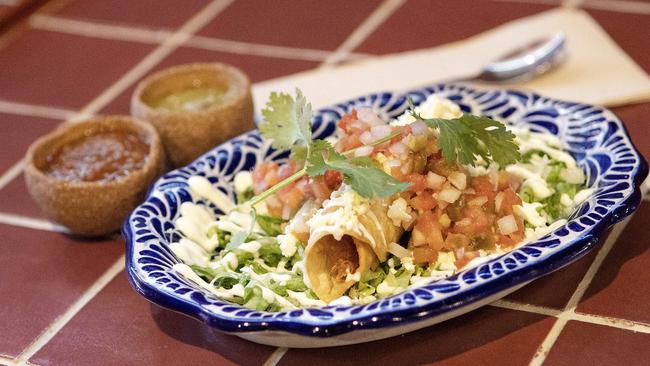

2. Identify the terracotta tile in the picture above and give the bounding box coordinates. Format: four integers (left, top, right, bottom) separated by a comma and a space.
505, 232, 604, 309
101, 46, 319, 114
577, 202, 650, 323
611, 103, 650, 162
31, 272, 275, 366
46, 0, 210, 29
356, 0, 557, 55
280, 307, 555, 366
587, 8, 650, 74
0, 113, 60, 174
0, 173, 47, 219
197, 0, 382, 50
0, 224, 123, 357
0, 29, 154, 109
544, 321, 650, 366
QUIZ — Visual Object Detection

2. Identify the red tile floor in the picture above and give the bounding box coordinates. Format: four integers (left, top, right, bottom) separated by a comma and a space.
0, 0, 649, 365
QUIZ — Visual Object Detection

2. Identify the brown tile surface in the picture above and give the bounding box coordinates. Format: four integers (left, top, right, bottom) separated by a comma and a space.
0, 173, 47, 219
31, 272, 276, 366
588, 7, 650, 74
0, 29, 154, 109
356, 0, 557, 55
280, 307, 555, 366
0, 113, 60, 174
0, 224, 123, 357
544, 321, 650, 366
197, 0, 382, 50
505, 232, 604, 309
46, 0, 210, 29
102, 46, 319, 114
576, 202, 650, 323
612, 103, 650, 161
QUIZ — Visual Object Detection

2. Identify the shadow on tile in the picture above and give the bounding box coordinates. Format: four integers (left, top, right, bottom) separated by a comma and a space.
150, 303, 275, 366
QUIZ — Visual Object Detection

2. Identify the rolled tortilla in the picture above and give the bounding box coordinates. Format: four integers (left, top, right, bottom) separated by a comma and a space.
303, 185, 402, 302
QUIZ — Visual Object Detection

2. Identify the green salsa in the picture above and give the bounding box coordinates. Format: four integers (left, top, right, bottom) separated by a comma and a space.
153, 87, 226, 112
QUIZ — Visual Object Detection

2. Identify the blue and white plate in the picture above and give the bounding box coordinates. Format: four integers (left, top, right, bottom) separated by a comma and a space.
124, 83, 648, 348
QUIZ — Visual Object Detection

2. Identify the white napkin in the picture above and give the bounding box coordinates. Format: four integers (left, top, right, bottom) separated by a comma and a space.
252, 8, 650, 111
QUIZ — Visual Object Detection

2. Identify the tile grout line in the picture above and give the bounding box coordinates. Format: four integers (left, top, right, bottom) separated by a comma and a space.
0, 212, 66, 232
529, 214, 633, 366
491, 299, 650, 333
29, 14, 372, 63
14, 256, 126, 365
0, 160, 24, 191
0, 355, 16, 366
582, 0, 650, 14
72, 0, 236, 118
262, 347, 288, 366
319, 0, 405, 67
0, 99, 75, 120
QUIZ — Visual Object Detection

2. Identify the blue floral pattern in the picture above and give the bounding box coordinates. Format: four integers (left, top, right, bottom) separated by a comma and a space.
124, 83, 647, 337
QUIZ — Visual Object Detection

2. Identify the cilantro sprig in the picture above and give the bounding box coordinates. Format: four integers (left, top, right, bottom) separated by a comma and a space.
408, 98, 520, 167
250, 89, 407, 205
249, 90, 521, 207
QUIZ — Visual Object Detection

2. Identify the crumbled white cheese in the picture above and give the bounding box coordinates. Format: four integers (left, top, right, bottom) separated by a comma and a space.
513, 202, 547, 228
392, 95, 462, 126
233, 171, 253, 194
278, 233, 298, 257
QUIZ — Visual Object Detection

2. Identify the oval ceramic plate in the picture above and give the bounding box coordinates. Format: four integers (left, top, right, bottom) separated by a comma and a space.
124, 83, 648, 348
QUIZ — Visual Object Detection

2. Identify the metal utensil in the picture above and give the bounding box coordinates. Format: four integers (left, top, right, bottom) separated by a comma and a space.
470, 32, 567, 83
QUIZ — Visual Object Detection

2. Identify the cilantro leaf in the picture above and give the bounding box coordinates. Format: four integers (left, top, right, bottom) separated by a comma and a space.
306, 140, 410, 198
259, 89, 313, 150
411, 104, 520, 166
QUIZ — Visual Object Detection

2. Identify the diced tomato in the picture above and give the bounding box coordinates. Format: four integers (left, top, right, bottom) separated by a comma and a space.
410, 192, 436, 211
412, 211, 445, 250
310, 176, 333, 201
337, 110, 359, 132
337, 133, 364, 152
404, 173, 427, 193
497, 188, 522, 215
455, 250, 478, 268
471, 176, 497, 207
277, 187, 304, 213
324, 170, 343, 189
277, 160, 298, 180
453, 206, 491, 235
252, 161, 280, 193
413, 246, 438, 264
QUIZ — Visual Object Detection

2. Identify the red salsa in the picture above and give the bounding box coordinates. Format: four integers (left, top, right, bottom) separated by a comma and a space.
44, 131, 149, 182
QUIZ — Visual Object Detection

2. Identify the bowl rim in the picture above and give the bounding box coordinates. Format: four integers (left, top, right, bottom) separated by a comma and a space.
130, 62, 251, 118
124, 83, 649, 337
25, 115, 164, 189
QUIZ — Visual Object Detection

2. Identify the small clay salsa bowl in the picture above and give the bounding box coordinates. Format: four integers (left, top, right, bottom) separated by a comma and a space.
25, 116, 165, 237
131, 62, 254, 167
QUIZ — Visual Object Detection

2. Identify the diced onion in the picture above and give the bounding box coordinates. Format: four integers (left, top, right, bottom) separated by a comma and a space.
389, 142, 407, 155
438, 188, 462, 203
387, 159, 401, 167
495, 192, 504, 212
357, 108, 384, 126
448, 172, 467, 190
360, 131, 374, 145
426, 172, 446, 189
370, 125, 392, 140
354, 145, 374, 157
497, 215, 518, 235
410, 121, 428, 135
468, 196, 488, 206
388, 242, 410, 259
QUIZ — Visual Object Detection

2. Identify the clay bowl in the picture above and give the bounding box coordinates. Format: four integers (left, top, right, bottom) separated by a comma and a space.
25, 116, 165, 237
131, 62, 254, 167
